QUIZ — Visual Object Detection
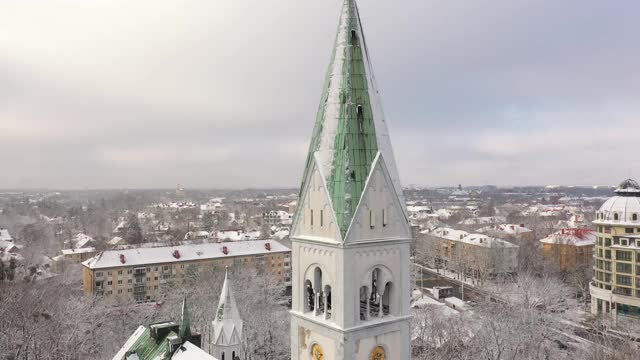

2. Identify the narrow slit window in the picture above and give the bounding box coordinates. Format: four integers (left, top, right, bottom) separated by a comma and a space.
357, 105, 364, 132
382, 209, 387, 227
310, 209, 314, 227
370, 209, 375, 228
351, 29, 358, 45
320, 210, 324, 227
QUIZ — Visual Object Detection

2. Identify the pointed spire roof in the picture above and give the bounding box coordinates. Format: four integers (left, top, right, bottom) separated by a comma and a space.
211, 268, 243, 346
178, 297, 191, 338
299, 0, 406, 235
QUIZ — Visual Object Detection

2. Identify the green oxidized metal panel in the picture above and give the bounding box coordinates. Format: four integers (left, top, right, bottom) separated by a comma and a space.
298, 0, 379, 236
125, 328, 174, 360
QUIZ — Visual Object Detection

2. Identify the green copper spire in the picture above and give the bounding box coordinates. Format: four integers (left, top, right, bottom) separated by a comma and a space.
299, 0, 406, 235
179, 297, 191, 338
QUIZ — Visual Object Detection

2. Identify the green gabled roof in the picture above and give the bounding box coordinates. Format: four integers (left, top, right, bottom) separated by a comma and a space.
300, 0, 404, 235
125, 327, 173, 360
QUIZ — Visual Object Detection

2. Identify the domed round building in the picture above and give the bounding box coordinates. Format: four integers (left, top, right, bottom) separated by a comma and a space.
591, 179, 640, 320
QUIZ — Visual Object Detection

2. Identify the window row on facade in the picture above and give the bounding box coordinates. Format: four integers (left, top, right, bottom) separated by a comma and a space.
596, 212, 639, 221
308, 209, 388, 228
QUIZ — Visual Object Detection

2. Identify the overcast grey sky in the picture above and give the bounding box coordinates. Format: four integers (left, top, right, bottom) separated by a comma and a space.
1, 0, 639, 189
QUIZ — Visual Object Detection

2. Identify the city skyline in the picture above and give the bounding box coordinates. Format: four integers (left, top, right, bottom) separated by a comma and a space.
1, 0, 639, 189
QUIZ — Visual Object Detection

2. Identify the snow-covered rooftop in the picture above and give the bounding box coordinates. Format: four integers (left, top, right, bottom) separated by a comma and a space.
539, 229, 596, 247
215, 230, 261, 242
62, 247, 97, 255
423, 227, 517, 248
0, 228, 13, 242
172, 341, 218, 360
66, 233, 95, 249
0, 240, 17, 252
83, 240, 290, 270
108, 236, 124, 245
459, 216, 506, 226
477, 224, 532, 235
112, 326, 146, 360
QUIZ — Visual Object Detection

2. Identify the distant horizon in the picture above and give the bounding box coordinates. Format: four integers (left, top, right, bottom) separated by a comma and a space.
0, 182, 625, 193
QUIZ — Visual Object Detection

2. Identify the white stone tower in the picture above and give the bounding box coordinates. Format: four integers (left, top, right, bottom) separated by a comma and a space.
210, 270, 243, 360
290, 0, 412, 359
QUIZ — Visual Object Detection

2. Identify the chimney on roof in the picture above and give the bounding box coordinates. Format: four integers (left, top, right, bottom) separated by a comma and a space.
561, 229, 565, 235
119, 254, 126, 264
265, 243, 271, 251
222, 246, 229, 255
520, 224, 525, 228
173, 250, 181, 259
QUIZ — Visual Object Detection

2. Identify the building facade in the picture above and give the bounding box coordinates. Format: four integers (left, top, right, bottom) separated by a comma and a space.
82, 240, 290, 303
591, 179, 640, 320
421, 227, 519, 281
290, 1, 412, 359
62, 247, 98, 263
540, 229, 595, 272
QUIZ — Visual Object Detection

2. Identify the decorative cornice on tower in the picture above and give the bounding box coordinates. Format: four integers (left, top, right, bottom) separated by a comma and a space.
295, 0, 407, 239
211, 269, 243, 347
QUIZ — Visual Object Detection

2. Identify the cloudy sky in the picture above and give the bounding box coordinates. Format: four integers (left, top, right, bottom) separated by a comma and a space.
1, 0, 639, 189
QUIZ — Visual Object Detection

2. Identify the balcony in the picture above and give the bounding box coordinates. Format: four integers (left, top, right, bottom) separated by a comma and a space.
613, 287, 633, 296
134, 286, 146, 294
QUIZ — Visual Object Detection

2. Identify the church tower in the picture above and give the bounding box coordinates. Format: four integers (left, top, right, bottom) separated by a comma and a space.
210, 270, 243, 360
290, 0, 412, 359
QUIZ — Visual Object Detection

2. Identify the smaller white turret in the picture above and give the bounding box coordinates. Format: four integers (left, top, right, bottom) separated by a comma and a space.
209, 269, 243, 360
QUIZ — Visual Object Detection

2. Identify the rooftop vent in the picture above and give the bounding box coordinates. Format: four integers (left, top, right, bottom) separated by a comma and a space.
173, 250, 180, 259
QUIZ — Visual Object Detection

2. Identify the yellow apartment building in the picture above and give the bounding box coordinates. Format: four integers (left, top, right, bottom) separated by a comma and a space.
590, 179, 640, 321
82, 240, 290, 303
540, 229, 595, 272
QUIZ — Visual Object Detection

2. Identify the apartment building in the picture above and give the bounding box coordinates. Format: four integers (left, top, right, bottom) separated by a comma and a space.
421, 227, 519, 281
540, 228, 595, 272
82, 240, 290, 302
591, 179, 640, 320
540, 229, 596, 271
477, 223, 535, 242
62, 247, 98, 263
